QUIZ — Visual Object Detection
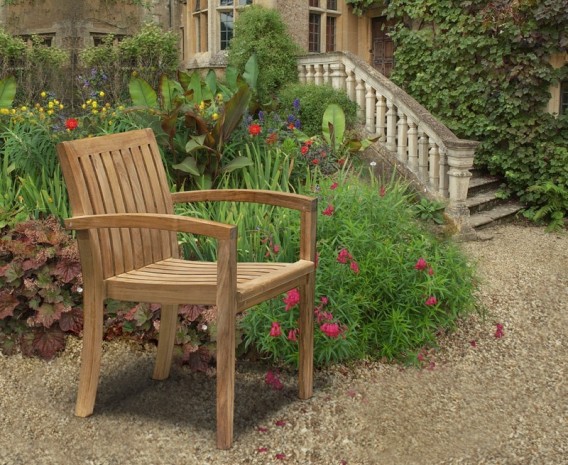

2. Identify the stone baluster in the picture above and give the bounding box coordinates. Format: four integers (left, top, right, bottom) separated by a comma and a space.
298, 64, 306, 85
314, 65, 323, 85
386, 100, 397, 153
306, 65, 315, 84
356, 78, 365, 121
418, 130, 429, 183
330, 62, 346, 90
445, 140, 479, 239
322, 64, 331, 84
397, 112, 408, 162
346, 70, 356, 101
407, 120, 418, 172
376, 95, 386, 141
438, 148, 449, 198
428, 144, 440, 191
365, 83, 376, 133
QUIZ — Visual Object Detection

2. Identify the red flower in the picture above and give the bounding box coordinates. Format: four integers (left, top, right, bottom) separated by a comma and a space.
428, 267, 434, 276
275, 420, 286, 427
312, 159, 319, 165
273, 244, 280, 254
269, 322, 282, 337
322, 204, 335, 216
320, 296, 329, 305
337, 248, 353, 264
287, 329, 298, 342
248, 124, 261, 136
320, 322, 341, 338
301, 145, 309, 155
257, 447, 268, 453
380, 185, 386, 197
283, 288, 300, 311
65, 118, 78, 130
470, 340, 477, 348
350, 261, 360, 274
414, 258, 428, 271
425, 296, 438, 306
330, 182, 339, 190
338, 158, 346, 166
495, 323, 504, 339
275, 453, 286, 460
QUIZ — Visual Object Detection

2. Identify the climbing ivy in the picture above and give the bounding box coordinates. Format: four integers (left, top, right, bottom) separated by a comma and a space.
383, 0, 568, 218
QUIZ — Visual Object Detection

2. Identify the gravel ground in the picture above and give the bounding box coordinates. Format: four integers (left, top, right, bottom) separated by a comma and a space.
1, 223, 567, 465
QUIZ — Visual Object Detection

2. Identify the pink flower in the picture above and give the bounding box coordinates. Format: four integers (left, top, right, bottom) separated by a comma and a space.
269, 322, 282, 337
301, 145, 309, 155
287, 329, 298, 342
495, 323, 504, 339
320, 322, 341, 338
337, 248, 352, 264
265, 370, 284, 390
283, 288, 300, 311
322, 204, 335, 216
428, 267, 434, 276
414, 258, 428, 271
316, 311, 334, 323
330, 182, 339, 190
248, 123, 262, 136
320, 296, 329, 305
275, 453, 286, 460
350, 261, 360, 274
275, 420, 286, 427
257, 447, 268, 453
65, 118, 78, 130
425, 296, 438, 306
273, 244, 280, 254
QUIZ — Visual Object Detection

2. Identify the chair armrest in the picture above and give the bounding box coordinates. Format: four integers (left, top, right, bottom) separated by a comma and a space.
171, 189, 317, 213
64, 213, 236, 240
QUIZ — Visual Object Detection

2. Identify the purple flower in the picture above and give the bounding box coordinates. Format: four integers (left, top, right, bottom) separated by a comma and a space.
293, 98, 300, 110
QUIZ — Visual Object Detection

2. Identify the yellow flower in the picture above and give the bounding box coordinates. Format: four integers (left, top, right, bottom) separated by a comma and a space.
92, 109, 98, 115
39, 108, 44, 113
82, 103, 87, 109
212, 113, 219, 121
91, 101, 98, 109
54, 99, 60, 105
216, 93, 223, 102
11, 109, 16, 114
105, 103, 111, 108
0, 108, 9, 115
48, 101, 54, 109
118, 105, 125, 111
101, 107, 107, 113
20, 106, 27, 111
47, 110, 54, 115
40, 91, 47, 98
99, 91, 105, 97
59, 104, 64, 110
199, 101, 206, 111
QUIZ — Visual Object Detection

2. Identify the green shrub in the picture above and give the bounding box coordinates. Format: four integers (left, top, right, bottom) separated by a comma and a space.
241, 171, 478, 366
228, 6, 301, 102
277, 83, 359, 136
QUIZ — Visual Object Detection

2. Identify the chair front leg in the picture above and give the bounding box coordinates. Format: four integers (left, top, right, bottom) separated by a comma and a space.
298, 272, 315, 400
75, 284, 104, 417
153, 304, 179, 380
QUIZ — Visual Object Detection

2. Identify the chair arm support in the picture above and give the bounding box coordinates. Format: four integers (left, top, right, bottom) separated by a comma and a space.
171, 189, 317, 213
64, 213, 236, 240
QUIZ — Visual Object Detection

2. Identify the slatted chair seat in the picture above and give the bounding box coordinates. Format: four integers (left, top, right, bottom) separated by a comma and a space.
57, 128, 317, 449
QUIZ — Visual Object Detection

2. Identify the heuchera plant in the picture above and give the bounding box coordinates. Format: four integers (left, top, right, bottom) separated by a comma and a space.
0, 217, 83, 358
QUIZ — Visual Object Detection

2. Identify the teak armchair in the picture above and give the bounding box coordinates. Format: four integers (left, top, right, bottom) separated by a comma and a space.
57, 128, 317, 449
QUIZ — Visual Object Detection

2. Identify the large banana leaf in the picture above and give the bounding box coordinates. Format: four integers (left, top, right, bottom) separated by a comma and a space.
0, 76, 16, 108
129, 77, 158, 108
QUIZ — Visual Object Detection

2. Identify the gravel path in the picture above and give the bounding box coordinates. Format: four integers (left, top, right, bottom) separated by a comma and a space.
1, 223, 567, 465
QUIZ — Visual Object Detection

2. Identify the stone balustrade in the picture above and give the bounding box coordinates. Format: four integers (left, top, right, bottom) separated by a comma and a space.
298, 52, 479, 237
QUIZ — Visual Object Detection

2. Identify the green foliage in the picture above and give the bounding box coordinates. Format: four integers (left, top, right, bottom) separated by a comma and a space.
524, 181, 568, 231
79, 23, 179, 103
0, 217, 83, 358
0, 76, 16, 108
227, 6, 301, 102
0, 29, 68, 104
242, 172, 477, 366
412, 197, 446, 225
386, 0, 568, 222
278, 83, 359, 136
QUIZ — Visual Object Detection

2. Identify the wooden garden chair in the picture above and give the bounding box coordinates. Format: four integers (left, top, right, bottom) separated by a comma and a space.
57, 128, 317, 449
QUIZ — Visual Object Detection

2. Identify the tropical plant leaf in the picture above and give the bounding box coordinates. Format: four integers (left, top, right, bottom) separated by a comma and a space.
188, 71, 203, 104
128, 77, 158, 108
322, 104, 345, 149
243, 53, 259, 91
221, 156, 254, 173
173, 156, 200, 176
0, 76, 17, 108
159, 75, 183, 111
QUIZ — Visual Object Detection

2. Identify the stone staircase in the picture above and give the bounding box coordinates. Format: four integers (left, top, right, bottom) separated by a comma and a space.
467, 170, 524, 231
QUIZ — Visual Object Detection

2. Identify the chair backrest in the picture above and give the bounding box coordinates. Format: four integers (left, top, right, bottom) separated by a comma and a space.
57, 129, 178, 279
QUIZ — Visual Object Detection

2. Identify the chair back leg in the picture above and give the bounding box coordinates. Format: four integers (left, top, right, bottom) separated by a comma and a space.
298, 272, 315, 400
153, 304, 179, 381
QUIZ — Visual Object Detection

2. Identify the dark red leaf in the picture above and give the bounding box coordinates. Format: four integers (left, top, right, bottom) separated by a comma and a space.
33, 329, 65, 359
188, 346, 212, 372
52, 258, 82, 283
35, 302, 65, 328
58, 308, 83, 334
179, 304, 205, 322
0, 290, 19, 319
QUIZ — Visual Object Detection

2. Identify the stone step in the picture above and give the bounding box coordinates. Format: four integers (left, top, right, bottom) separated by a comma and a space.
468, 174, 502, 196
469, 201, 524, 230
465, 191, 504, 214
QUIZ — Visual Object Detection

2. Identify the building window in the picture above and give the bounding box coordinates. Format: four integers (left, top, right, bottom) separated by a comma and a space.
561, 81, 568, 115
308, 0, 339, 53
220, 11, 234, 50
326, 16, 336, 52
192, 0, 208, 53
309, 13, 321, 53
19, 33, 55, 47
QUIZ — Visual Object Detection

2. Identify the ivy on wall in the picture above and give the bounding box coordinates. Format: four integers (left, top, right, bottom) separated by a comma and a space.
361, 0, 568, 214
